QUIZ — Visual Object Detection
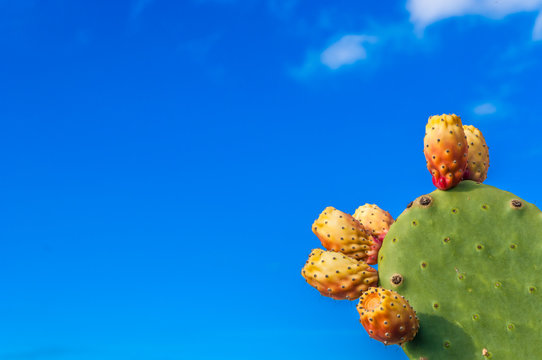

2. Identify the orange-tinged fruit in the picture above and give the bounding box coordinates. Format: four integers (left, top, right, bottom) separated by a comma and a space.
357, 287, 419, 345
424, 114, 468, 190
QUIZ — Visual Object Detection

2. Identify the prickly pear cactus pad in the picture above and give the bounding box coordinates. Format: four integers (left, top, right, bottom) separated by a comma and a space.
378, 180, 542, 359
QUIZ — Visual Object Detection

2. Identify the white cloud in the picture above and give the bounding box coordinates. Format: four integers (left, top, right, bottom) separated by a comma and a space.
407, 0, 542, 39
320, 35, 377, 70
291, 24, 414, 77
474, 102, 497, 115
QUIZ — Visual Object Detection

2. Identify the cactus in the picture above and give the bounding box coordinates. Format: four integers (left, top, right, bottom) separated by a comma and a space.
312, 206, 376, 263
463, 124, 489, 182
301, 249, 378, 300
424, 114, 468, 190
378, 180, 542, 359
299, 114, 541, 360
357, 287, 419, 345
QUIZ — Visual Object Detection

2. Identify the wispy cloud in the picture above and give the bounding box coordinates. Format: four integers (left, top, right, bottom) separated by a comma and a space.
290, 34, 380, 78
473, 102, 497, 115
291, 21, 418, 78
407, 0, 542, 40
293, 1, 542, 78
320, 35, 377, 70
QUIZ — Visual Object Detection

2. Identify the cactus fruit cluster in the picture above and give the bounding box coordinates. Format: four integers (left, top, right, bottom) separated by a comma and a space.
300, 114, 541, 359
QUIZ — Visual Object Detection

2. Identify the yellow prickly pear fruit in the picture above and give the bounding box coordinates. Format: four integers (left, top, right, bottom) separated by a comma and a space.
353, 204, 394, 241
424, 114, 468, 190
301, 249, 378, 300
357, 287, 419, 345
463, 124, 489, 182
312, 206, 376, 264
353, 204, 394, 264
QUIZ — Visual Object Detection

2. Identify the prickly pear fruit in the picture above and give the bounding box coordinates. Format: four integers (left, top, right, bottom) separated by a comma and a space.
353, 203, 394, 242
463, 125, 489, 182
424, 114, 468, 190
301, 249, 378, 300
353, 204, 394, 264
357, 287, 419, 345
312, 207, 376, 263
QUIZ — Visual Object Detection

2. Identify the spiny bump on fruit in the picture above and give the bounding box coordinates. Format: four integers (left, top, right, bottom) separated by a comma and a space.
357, 287, 419, 345
353, 204, 394, 264
301, 249, 378, 300
424, 114, 468, 190
312, 206, 377, 264
463, 124, 489, 183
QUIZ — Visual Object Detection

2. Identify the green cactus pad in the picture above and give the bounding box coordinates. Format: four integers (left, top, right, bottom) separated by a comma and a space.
378, 181, 542, 359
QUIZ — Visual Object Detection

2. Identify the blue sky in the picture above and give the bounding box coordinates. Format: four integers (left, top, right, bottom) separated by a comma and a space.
1, 1, 542, 359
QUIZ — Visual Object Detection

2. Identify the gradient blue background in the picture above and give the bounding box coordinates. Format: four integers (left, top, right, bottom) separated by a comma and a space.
1, 1, 542, 359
